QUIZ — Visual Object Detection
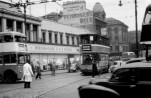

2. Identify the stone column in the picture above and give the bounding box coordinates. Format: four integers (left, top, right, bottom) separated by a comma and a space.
37, 25, 41, 42
30, 24, 33, 42
13, 20, 16, 31
69, 35, 72, 45
2, 18, 6, 32
46, 30, 49, 43
63, 33, 67, 44
58, 32, 60, 44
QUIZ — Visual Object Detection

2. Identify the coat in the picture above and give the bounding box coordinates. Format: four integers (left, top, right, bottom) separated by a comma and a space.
23, 63, 34, 82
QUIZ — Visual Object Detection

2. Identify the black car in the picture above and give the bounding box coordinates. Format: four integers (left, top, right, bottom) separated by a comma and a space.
79, 61, 151, 97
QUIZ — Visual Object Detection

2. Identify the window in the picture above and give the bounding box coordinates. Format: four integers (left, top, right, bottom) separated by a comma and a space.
3, 35, 13, 42
49, 32, 52, 43
14, 35, 22, 42
4, 54, 10, 63
0, 55, 2, 64
66, 35, 69, 45
72, 36, 74, 45
77, 37, 79, 45
114, 28, 118, 34
11, 54, 16, 63
55, 33, 58, 44
115, 45, 119, 52
83, 54, 93, 64
18, 54, 25, 64
42, 32, 46, 43
0, 36, 2, 42
60, 34, 63, 44
110, 68, 133, 82
115, 36, 119, 43
3, 54, 17, 63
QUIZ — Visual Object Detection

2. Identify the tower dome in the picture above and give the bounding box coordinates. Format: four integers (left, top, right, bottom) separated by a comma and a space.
93, 2, 104, 13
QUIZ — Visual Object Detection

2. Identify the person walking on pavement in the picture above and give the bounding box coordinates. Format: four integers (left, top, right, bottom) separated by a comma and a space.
22, 59, 34, 88
35, 61, 42, 79
51, 62, 56, 76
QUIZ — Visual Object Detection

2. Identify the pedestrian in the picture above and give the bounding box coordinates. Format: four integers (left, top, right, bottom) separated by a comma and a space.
22, 59, 34, 88
51, 62, 56, 76
92, 60, 100, 78
48, 62, 53, 74
35, 61, 42, 79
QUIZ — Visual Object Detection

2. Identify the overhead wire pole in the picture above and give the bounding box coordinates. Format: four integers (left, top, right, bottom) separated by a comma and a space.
10, 0, 61, 36
119, 0, 139, 58
134, 0, 139, 58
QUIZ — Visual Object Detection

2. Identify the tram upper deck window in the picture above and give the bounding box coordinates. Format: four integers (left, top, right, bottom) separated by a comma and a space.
3, 35, 13, 42
14, 35, 26, 42
81, 36, 90, 44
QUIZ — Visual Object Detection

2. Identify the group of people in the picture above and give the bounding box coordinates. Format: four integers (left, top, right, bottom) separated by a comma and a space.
22, 60, 56, 88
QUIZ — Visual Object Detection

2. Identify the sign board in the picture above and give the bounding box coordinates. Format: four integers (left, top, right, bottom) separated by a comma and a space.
82, 45, 91, 51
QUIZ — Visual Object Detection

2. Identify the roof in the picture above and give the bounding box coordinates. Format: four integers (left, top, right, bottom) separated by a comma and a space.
93, 2, 105, 13
117, 62, 151, 69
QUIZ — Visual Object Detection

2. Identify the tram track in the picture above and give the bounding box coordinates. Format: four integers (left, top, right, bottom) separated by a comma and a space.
0, 72, 84, 95
35, 76, 89, 98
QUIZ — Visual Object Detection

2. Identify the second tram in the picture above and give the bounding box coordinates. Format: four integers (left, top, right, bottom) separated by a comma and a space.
79, 34, 110, 74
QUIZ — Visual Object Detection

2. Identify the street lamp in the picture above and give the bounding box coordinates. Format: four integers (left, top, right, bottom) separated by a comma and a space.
119, 0, 139, 58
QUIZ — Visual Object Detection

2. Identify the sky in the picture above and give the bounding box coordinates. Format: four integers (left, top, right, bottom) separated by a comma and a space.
3, 0, 151, 31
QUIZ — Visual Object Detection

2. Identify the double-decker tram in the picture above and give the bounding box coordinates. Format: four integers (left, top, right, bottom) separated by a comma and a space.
79, 34, 110, 75
140, 4, 151, 61
0, 31, 30, 83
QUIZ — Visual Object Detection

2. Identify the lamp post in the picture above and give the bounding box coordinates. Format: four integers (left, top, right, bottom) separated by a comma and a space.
119, 0, 139, 58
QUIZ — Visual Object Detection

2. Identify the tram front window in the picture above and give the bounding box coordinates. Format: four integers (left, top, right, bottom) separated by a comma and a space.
83, 54, 92, 64
144, 11, 151, 24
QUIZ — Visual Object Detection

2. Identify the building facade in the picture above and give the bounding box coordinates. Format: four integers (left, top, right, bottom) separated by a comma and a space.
106, 18, 129, 60
0, 1, 91, 70
58, 1, 107, 35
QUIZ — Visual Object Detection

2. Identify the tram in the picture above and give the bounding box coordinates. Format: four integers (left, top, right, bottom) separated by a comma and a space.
79, 34, 110, 75
0, 31, 30, 83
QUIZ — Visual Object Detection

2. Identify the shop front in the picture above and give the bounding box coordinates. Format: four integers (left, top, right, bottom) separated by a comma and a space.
28, 43, 80, 71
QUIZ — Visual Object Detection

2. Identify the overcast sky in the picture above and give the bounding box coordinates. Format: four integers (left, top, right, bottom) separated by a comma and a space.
3, 0, 151, 31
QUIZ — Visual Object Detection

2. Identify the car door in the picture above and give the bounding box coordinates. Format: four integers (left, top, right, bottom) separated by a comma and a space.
135, 68, 151, 97
107, 68, 137, 97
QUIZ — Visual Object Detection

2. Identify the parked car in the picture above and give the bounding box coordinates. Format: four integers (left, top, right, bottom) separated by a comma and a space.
108, 60, 125, 73
88, 61, 151, 97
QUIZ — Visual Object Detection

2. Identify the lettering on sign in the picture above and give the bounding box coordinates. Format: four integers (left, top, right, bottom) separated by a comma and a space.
82, 45, 91, 51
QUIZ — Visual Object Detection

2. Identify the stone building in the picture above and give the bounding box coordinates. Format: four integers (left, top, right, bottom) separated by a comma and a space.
106, 18, 129, 60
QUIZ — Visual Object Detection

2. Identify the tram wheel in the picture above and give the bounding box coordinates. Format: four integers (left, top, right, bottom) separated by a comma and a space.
4, 71, 17, 83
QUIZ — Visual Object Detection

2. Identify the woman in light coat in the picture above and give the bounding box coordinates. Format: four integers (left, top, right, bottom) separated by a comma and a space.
23, 60, 34, 88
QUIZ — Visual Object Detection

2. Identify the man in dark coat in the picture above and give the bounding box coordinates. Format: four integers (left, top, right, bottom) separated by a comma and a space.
35, 62, 42, 79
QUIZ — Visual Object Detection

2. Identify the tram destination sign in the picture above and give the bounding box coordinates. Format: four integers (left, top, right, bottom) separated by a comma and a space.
82, 45, 91, 51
